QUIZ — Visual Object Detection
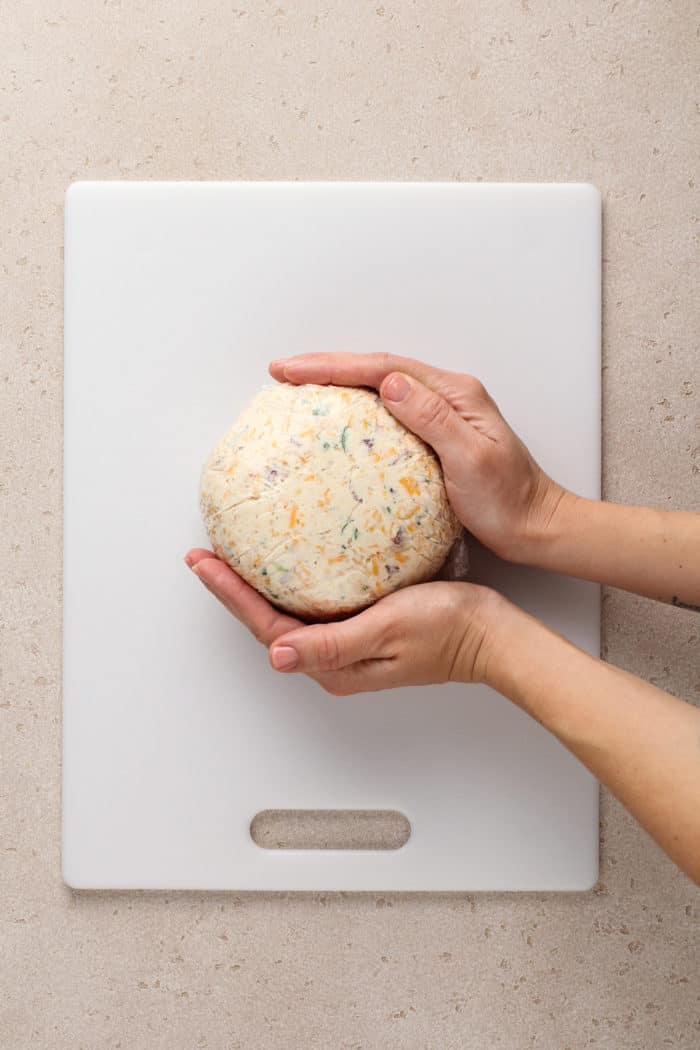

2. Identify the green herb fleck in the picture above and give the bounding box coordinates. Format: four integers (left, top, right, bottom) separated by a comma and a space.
340, 514, 354, 534
322, 441, 331, 450
353, 527, 359, 540
340, 425, 350, 453
261, 567, 268, 576
386, 505, 392, 514
274, 564, 290, 573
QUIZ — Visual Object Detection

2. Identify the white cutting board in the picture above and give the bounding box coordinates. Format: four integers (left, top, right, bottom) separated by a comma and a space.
63, 181, 600, 891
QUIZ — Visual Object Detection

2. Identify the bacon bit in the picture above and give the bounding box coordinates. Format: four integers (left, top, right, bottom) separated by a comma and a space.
317, 487, 331, 508
328, 553, 347, 564
394, 551, 408, 563
399, 475, 419, 496
289, 505, 298, 528
370, 556, 380, 576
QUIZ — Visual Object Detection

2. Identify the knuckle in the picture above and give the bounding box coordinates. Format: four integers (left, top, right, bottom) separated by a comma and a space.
461, 374, 487, 400
374, 351, 396, 375
253, 611, 281, 646
417, 392, 452, 431
249, 620, 268, 645
318, 629, 342, 670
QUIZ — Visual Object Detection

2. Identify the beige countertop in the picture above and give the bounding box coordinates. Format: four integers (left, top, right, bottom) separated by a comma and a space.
1, 2, 698, 1047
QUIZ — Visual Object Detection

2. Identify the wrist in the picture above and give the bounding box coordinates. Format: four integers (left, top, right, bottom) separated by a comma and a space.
511, 481, 579, 567
476, 596, 564, 705
450, 587, 514, 686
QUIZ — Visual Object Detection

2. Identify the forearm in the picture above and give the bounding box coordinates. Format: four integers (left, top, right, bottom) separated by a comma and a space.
477, 598, 700, 884
521, 492, 700, 607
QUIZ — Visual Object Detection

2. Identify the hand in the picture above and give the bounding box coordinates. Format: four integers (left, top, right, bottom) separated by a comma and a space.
268, 352, 567, 563
185, 549, 498, 695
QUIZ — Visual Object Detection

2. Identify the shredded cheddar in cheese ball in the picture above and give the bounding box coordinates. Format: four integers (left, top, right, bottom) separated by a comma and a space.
199, 383, 462, 618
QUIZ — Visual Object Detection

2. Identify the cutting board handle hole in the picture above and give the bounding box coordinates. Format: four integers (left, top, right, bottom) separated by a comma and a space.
249, 809, 411, 851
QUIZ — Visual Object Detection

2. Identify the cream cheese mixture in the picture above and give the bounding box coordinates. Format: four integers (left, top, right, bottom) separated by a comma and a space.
200, 383, 461, 618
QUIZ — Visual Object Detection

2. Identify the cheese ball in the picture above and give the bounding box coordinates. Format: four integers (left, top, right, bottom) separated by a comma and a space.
199, 383, 462, 619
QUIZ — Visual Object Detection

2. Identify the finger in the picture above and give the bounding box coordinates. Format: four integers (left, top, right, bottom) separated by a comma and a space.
191, 556, 302, 644
269, 353, 497, 424
268, 358, 289, 382
269, 352, 445, 390
184, 547, 216, 569
379, 371, 472, 459
268, 604, 389, 674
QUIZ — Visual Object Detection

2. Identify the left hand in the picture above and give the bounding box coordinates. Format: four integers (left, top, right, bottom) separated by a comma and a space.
185, 549, 497, 695
268, 351, 564, 564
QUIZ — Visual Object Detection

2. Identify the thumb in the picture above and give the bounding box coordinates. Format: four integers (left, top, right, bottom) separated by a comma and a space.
379, 372, 468, 456
269, 610, 382, 673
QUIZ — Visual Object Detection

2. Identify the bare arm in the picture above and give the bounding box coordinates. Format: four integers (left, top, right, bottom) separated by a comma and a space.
484, 598, 700, 884
520, 495, 700, 609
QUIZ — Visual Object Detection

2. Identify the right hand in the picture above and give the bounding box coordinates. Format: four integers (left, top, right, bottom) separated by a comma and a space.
269, 352, 567, 563
185, 549, 501, 694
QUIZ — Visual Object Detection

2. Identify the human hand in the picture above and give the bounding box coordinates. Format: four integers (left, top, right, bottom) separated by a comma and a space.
185, 548, 498, 695
268, 352, 567, 563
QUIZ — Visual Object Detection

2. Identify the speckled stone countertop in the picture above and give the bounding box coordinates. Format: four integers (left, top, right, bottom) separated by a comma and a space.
1, 2, 698, 1047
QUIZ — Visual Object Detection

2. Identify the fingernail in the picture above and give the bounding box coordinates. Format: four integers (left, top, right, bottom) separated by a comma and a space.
281, 357, 303, 373
382, 373, 410, 403
270, 358, 288, 370
270, 645, 298, 671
